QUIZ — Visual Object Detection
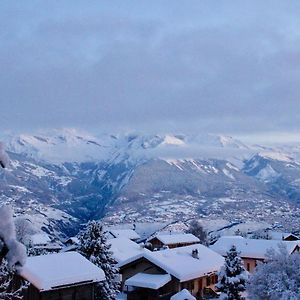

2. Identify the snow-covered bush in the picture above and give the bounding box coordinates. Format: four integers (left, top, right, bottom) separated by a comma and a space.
0, 142, 9, 168
250, 229, 271, 240
216, 245, 248, 300
78, 221, 119, 300
248, 244, 300, 300
0, 206, 27, 299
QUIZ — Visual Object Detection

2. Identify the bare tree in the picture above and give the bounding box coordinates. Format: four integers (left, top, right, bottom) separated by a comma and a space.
186, 220, 208, 245
15, 218, 35, 245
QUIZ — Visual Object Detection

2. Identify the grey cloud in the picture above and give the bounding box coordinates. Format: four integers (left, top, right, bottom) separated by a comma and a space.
0, 1, 300, 138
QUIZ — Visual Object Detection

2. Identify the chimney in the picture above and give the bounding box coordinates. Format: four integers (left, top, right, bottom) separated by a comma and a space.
192, 248, 199, 259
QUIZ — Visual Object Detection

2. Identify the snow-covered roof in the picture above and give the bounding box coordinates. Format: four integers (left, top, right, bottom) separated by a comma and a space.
149, 233, 200, 245
210, 236, 299, 259
120, 244, 224, 282
268, 231, 299, 241
20, 252, 105, 291
170, 289, 196, 300
65, 237, 80, 244
30, 233, 51, 246
125, 273, 172, 290
109, 237, 150, 265
109, 229, 140, 240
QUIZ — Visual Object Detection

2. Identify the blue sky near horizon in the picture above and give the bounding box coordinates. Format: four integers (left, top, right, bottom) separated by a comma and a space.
0, 1, 300, 143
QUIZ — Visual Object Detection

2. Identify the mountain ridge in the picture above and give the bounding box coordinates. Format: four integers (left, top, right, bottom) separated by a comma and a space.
1, 129, 300, 238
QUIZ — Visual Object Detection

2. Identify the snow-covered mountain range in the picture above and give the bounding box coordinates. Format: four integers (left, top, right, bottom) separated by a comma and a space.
1, 129, 300, 238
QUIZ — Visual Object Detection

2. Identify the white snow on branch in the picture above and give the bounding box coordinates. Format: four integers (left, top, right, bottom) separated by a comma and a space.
0, 142, 9, 168
0, 205, 27, 270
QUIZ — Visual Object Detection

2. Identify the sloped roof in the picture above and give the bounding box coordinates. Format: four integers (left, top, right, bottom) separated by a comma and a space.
149, 233, 200, 245
125, 273, 172, 290
171, 289, 196, 300
120, 244, 224, 282
268, 231, 299, 240
109, 229, 140, 240
20, 252, 105, 291
109, 237, 150, 265
30, 233, 51, 246
210, 236, 299, 259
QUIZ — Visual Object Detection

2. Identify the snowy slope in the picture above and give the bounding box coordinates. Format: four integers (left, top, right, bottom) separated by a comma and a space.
1, 129, 300, 236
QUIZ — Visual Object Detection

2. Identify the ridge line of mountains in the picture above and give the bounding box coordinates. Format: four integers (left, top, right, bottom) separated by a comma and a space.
1, 129, 300, 238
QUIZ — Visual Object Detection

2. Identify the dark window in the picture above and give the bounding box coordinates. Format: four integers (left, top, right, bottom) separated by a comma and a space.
206, 276, 211, 286
247, 263, 250, 271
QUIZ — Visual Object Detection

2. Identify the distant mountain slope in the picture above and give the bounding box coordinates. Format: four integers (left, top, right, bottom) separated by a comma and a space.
1, 129, 300, 237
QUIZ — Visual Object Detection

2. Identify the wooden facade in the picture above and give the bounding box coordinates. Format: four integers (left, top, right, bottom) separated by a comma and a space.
148, 237, 199, 250
120, 257, 218, 300
242, 245, 300, 273
23, 281, 96, 300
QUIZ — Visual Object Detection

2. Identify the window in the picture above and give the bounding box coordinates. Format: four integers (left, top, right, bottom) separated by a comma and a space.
206, 276, 211, 286
247, 263, 250, 271
182, 280, 194, 291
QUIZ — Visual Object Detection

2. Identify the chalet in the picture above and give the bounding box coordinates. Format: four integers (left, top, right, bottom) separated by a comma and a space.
147, 233, 200, 250
19, 252, 105, 300
109, 229, 141, 242
119, 243, 224, 299
61, 237, 80, 252
268, 231, 300, 241
210, 236, 300, 272
29, 233, 62, 253
64, 237, 80, 246
30, 233, 51, 247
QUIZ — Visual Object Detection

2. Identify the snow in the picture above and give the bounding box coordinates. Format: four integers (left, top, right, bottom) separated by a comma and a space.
0, 142, 9, 167
222, 168, 235, 180
170, 289, 196, 300
109, 237, 149, 265
109, 229, 140, 240
128, 244, 225, 282
7, 129, 114, 163
267, 231, 299, 241
0, 205, 27, 269
125, 273, 172, 289
165, 159, 184, 170
260, 151, 292, 162
30, 233, 51, 246
210, 236, 299, 259
20, 252, 105, 291
162, 135, 185, 146
256, 164, 279, 181
149, 233, 200, 245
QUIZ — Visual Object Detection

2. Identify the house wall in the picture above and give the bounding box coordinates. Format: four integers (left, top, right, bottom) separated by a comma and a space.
167, 242, 199, 249
149, 238, 163, 250
121, 259, 164, 290
242, 258, 262, 273
179, 274, 218, 297
24, 283, 95, 300
149, 238, 199, 250
284, 236, 299, 241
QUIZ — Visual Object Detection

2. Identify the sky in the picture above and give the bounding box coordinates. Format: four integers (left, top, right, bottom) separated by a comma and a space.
1, 1, 300, 143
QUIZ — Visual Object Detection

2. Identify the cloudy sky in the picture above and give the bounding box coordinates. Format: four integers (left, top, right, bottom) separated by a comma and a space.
1, 1, 300, 142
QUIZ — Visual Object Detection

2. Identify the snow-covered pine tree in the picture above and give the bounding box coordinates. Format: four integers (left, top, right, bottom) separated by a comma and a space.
247, 244, 300, 300
78, 221, 119, 300
216, 245, 248, 300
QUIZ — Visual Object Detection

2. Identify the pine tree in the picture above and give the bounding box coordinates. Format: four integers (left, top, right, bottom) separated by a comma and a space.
78, 221, 119, 300
216, 245, 248, 300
